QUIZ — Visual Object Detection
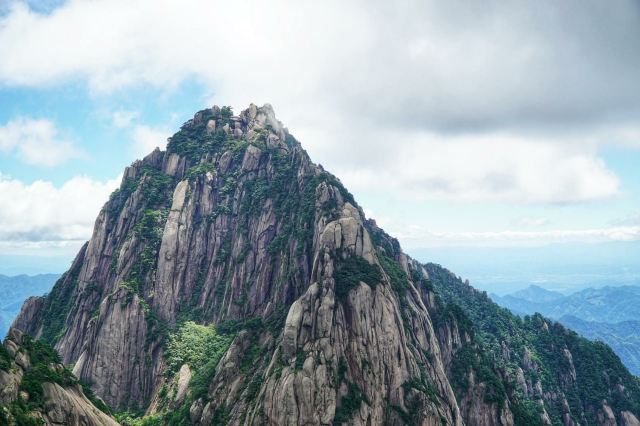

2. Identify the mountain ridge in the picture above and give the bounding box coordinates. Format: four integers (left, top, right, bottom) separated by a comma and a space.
492, 284, 640, 323
492, 284, 640, 376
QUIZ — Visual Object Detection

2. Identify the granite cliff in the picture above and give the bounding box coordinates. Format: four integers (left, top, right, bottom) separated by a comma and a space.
0, 328, 117, 425
10, 104, 640, 425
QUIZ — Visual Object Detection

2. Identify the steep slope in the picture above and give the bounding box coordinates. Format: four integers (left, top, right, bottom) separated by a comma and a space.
0, 328, 117, 425
559, 316, 640, 376
11, 104, 640, 425
492, 285, 640, 375
426, 265, 640, 426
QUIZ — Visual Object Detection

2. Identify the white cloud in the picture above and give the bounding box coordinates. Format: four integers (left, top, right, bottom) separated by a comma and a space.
393, 225, 640, 249
0, 0, 638, 126
336, 130, 620, 203
0, 117, 82, 166
111, 109, 139, 128
0, 174, 120, 248
0, 0, 638, 203
131, 125, 170, 158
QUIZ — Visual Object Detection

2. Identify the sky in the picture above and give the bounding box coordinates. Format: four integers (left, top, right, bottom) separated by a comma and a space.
0, 0, 638, 290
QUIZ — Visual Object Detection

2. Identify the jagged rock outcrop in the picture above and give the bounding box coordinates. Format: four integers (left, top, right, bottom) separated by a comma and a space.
0, 328, 117, 425
12, 104, 640, 425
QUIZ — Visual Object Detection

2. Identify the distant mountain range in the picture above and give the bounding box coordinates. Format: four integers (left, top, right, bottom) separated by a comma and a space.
0, 274, 59, 338
492, 284, 640, 375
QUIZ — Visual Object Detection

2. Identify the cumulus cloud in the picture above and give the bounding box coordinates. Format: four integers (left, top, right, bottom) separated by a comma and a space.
0, 0, 638, 202
0, 174, 120, 248
1, 0, 638, 127
0, 117, 82, 166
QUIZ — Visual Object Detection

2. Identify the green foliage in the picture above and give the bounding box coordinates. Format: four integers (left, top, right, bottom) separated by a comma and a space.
245, 374, 262, 402
2, 335, 112, 418
80, 381, 112, 415
432, 302, 474, 338
11, 335, 111, 416
402, 377, 439, 405
378, 253, 415, 333
3, 399, 43, 425
138, 165, 173, 208
185, 162, 216, 182
164, 321, 232, 376
21, 364, 74, 407
378, 253, 408, 295
334, 382, 366, 424
0, 344, 11, 371
215, 236, 232, 264
133, 209, 167, 243
240, 340, 267, 374
239, 176, 270, 217
294, 349, 306, 372
105, 177, 138, 217
333, 254, 382, 302
391, 377, 441, 424
450, 346, 506, 406
166, 107, 237, 162
510, 399, 545, 426
116, 412, 164, 426
130, 207, 168, 277
84, 281, 101, 294
39, 261, 82, 344
189, 355, 223, 401
425, 262, 640, 424
136, 322, 233, 425
211, 407, 230, 425
216, 315, 263, 335
16, 336, 81, 411
320, 172, 355, 206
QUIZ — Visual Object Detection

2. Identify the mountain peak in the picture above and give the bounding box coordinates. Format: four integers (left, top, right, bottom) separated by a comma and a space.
509, 284, 564, 303
159, 103, 300, 169
8, 103, 640, 425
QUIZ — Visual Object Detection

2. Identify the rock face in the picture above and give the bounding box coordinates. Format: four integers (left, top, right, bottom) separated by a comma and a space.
12, 104, 640, 425
0, 328, 118, 425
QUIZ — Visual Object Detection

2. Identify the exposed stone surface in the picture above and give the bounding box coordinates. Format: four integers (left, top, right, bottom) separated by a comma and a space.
622, 411, 640, 426
0, 328, 117, 425
11, 104, 640, 425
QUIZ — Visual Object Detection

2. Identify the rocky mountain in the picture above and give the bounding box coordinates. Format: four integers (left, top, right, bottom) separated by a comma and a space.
559, 316, 640, 376
10, 104, 640, 425
0, 274, 58, 339
0, 328, 117, 425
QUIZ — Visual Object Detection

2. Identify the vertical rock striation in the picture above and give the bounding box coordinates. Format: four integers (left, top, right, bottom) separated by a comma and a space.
12, 104, 640, 425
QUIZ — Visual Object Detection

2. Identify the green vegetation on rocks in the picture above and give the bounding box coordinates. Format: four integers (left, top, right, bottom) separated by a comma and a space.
425, 262, 640, 424
0, 344, 10, 371
333, 254, 382, 302
165, 321, 232, 376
